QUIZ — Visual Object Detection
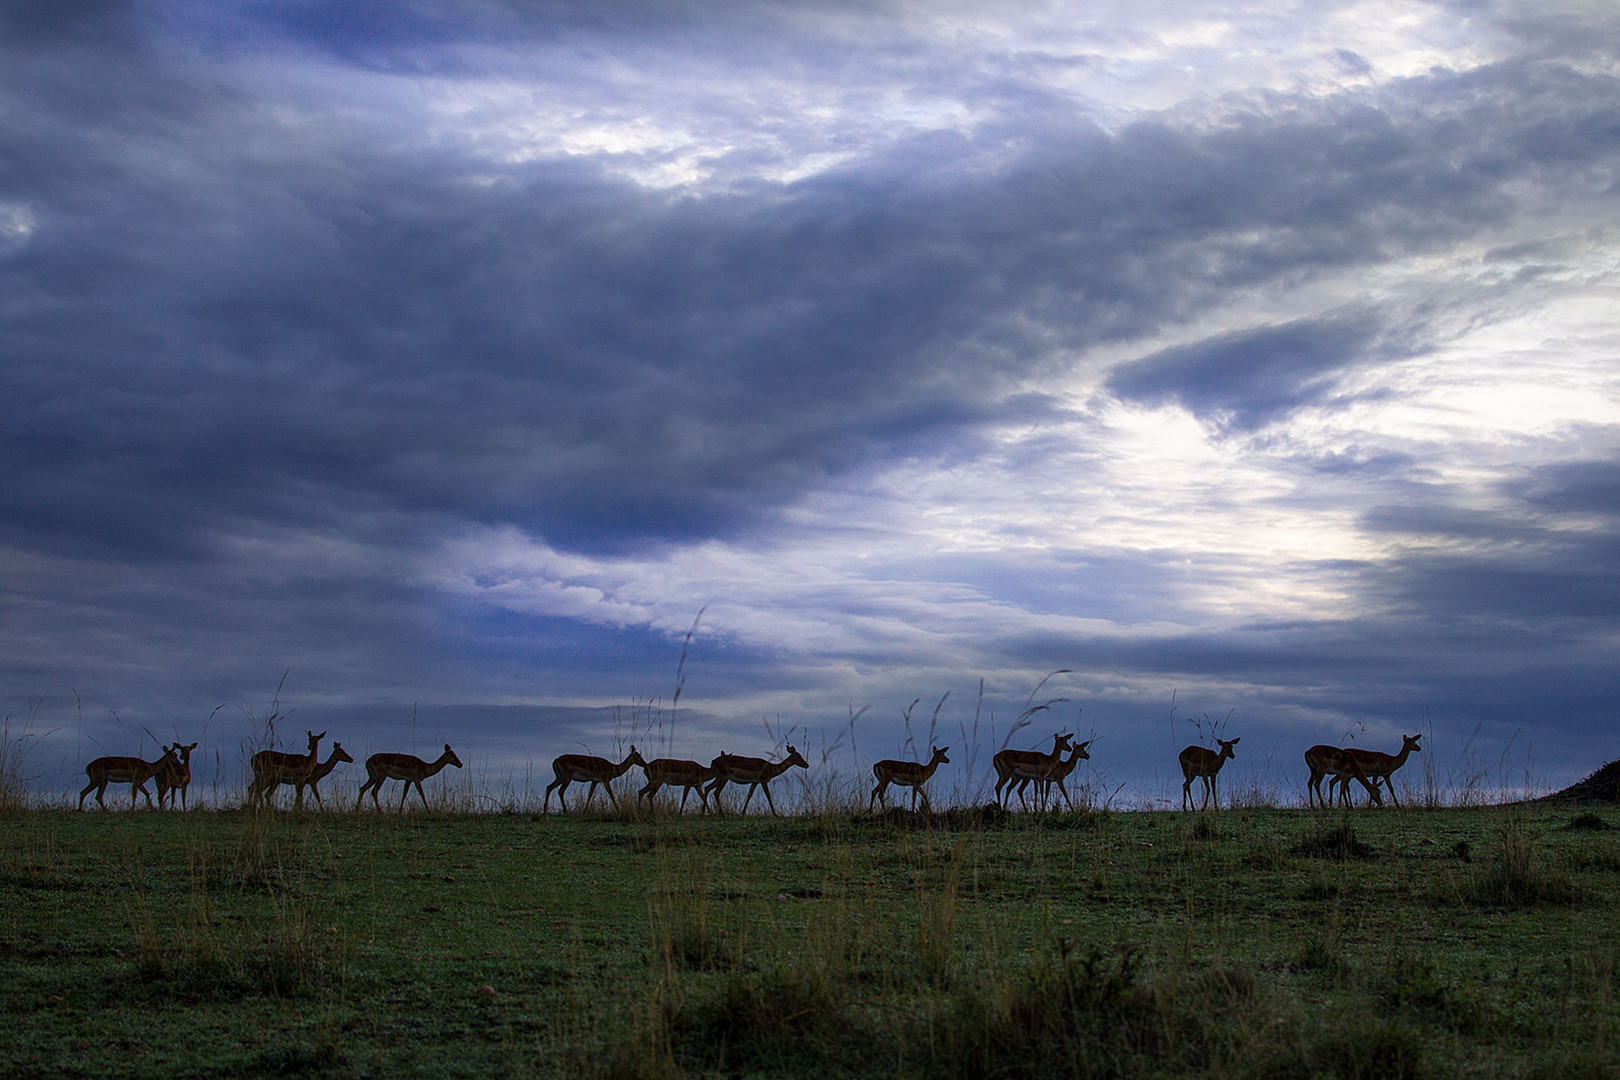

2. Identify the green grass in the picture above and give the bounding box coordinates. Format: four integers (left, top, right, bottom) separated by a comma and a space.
3, 804, 1619, 1077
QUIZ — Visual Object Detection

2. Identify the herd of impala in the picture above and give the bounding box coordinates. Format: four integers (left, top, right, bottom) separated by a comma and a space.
75, 726, 1424, 814
77, 731, 465, 812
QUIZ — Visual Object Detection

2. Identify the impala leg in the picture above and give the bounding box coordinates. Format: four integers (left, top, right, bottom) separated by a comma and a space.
762, 783, 780, 816
740, 784, 756, 814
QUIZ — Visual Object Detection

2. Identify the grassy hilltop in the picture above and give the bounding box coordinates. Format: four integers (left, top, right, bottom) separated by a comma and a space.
3, 803, 1619, 1078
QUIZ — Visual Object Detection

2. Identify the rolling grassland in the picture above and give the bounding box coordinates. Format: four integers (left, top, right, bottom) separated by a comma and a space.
3, 803, 1618, 1078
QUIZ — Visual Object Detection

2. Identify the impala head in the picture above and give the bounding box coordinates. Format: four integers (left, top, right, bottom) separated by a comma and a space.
1073, 739, 1093, 760
625, 744, 646, 768
175, 741, 198, 764
1055, 731, 1074, 751
1218, 736, 1240, 759
930, 745, 950, 765
306, 730, 326, 752
1402, 733, 1422, 753
783, 744, 809, 770
331, 742, 355, 764
441, 744, 463, 768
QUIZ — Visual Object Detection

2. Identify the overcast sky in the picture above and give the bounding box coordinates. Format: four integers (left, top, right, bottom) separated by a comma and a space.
3, 0, 1618, 807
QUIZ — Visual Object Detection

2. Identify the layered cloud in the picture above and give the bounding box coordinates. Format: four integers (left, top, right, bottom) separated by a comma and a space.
2, 0, 1618, 800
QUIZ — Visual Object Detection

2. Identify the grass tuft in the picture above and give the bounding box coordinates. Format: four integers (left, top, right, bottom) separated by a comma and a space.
1456, 813, 1578, 908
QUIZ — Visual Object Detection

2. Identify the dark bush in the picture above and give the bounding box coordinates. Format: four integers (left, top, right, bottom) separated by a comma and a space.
1293, 825, 1377, 860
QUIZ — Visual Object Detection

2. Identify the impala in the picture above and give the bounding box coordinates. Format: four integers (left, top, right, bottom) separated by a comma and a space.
1012, 739, 1092, 811
154, 741, 199, 811
637, 758, 717, 813
992, 732, 1072, 809
356, 744, 464, 811
543, 745, 645, 812
268, 742, 354, 810
706, 745, 808, 815
1179, 737, 1240, 811
78, 745, 179, 810
869, 745, 950, 812
1341, 733, 1422, 807
247, 730, 325, 810
1304, 744, 1381, 809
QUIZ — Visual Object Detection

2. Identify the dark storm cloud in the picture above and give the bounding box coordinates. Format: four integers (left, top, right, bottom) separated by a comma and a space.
1105, 316, 1385, 431
6, 6, 1618, 569
1509, 459, 1620, 517
1361, 462, 1620, 622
